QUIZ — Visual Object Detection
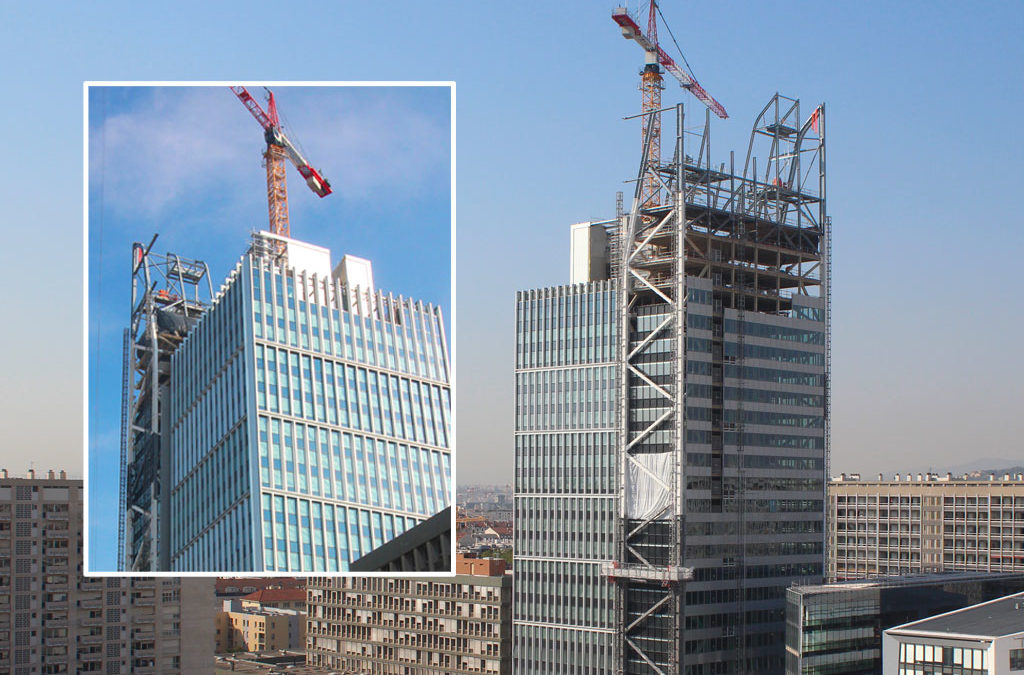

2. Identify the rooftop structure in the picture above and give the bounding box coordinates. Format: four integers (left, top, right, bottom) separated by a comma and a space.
120, 240, 212, 571
883, 591, 1024, 674
216, 577, 306, 597
241, 587, 308, 611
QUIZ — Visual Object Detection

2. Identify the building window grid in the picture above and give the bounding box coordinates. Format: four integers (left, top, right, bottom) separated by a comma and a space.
169, 256, 450, 571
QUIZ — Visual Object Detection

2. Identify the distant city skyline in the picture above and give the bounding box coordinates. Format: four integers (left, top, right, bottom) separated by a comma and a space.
2, 3, 1023, 487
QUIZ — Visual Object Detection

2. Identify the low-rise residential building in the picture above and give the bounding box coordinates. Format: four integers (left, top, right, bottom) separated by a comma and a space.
217, 599, 307, 653
215, 578, 306, 598
307, 554, 512, 674
883, 591, 1024, 674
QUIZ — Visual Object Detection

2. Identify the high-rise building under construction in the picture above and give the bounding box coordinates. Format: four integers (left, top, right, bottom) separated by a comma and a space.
513, 95, 829, 674
121, 232, 451, 572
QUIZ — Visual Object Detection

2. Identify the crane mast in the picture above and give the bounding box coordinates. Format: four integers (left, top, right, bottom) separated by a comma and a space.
230, 86, 332, 239
640, 2, 663, 206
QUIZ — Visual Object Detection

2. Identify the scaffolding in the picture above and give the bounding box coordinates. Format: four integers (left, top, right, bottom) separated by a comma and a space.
119, 235, 212, 571
609, 94, 827, 674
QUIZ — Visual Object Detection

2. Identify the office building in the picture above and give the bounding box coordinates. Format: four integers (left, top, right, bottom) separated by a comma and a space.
0, 470, 215, 674
216, 599, 306, 653
514, 95, 829, 674
883, 591, 1024, 674
786, 572, 1024, 674
829, 474, 1024, 580
121, 231, 452, 571
350, 506, 452, 572
306, 555, 513, 674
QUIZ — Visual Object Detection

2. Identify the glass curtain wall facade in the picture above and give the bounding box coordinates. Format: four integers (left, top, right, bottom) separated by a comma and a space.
513, 276, 826, 674
513, 281, 619, 674
786, 572, 1024, 675
677, 280, 825, 674
169, 243, 451, 572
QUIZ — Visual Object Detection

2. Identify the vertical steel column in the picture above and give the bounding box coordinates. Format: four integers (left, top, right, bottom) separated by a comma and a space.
671, 102, 686, 675
818, 106, 831, 581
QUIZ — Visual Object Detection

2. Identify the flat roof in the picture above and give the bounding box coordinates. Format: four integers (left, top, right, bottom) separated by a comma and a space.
791, 572, 1024, 595
888, 591, 1024, 639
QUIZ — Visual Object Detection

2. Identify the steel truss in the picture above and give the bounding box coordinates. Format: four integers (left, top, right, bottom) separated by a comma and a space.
609, 94, 827, 674
611, 102, 688, 675
119, 235, 212, 571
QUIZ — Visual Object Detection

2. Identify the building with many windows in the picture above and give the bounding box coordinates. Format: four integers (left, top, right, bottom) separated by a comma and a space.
785, 572, 1024, 674
829, 474, 1024, 580
122, 231, 452, 572
883, 591, 1024, 675
514, 94, 829, 674
306, 555, 512, 674
0, 470, 215, 674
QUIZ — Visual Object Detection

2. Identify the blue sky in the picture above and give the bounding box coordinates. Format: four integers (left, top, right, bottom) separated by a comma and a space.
2, 1, 1024, 557
85, 84, 451, 570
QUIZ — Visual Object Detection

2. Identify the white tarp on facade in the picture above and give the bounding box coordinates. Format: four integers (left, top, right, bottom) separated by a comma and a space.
625, 451, 674, 521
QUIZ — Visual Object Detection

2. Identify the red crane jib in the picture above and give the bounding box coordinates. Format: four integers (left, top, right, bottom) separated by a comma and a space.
611, 8, 728, 120
231, 86, 333, 198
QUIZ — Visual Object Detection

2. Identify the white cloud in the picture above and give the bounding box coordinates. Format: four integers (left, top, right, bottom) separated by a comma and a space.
88, 86, 450, 223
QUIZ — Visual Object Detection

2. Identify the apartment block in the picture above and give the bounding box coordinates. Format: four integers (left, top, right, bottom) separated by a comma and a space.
829, 474, 1024, 580
306, 556, 512, 674
216, 599, 306, 653
0, 470, 215, 674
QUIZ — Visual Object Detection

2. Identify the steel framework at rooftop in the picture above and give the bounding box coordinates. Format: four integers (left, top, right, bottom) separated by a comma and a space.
119, 236, 212, 571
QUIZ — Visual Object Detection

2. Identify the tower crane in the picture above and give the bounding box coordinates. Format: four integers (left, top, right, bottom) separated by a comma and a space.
612, 2, 727, 205
230, 86, 332, 239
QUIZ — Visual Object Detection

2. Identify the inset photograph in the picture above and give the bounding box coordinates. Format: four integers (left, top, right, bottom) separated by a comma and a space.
86, 83, 453, 573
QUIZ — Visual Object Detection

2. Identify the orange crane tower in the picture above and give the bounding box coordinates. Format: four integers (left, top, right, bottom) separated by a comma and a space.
230, 86, 332, 238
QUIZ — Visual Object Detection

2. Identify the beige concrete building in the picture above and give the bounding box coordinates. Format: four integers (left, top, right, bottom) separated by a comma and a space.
216, 599, 306, 653
829, 473, 1024, 580
307, 556, 512, 674
0, 470, 216, 674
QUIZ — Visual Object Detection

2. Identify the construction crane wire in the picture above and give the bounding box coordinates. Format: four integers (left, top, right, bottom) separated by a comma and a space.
656, 4, 699, 81
275, 93, 312, 170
